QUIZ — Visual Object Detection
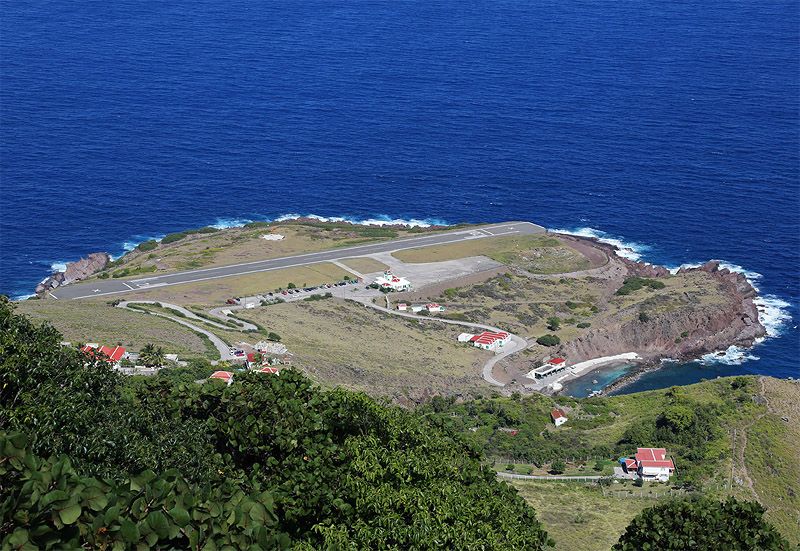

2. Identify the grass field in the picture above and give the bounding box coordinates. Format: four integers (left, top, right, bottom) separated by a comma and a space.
338, 256, 389, 274
116, 263, 353, 305
94, 221, 453, 281
393, 234, 591, 274
15, 299, 218, 359
508, 481, 650, 551
743, 378, 800, 545
233, 298, 488, 397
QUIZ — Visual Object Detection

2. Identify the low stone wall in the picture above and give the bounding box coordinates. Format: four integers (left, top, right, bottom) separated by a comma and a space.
393, 266, 507, 303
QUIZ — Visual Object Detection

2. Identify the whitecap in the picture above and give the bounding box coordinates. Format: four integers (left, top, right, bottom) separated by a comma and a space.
210, 217, 253, 230
753, 294, 792, 338
12, 293, 36, 301
699, 345, 760, 366
49, 261, 69, 273
549, 227, 650, 261
272, 213, 450, 228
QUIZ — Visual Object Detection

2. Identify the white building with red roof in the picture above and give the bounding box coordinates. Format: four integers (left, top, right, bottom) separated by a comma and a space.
550, 408, 568, 427
373, 270, 411, 292
530, 357, 568, 379
81, 344, 126, 365
426, 303, 445, 313
469, 331, 511, 352
258, 366, 280, 375
629, 447, 675, 481
209, 371, 234, 385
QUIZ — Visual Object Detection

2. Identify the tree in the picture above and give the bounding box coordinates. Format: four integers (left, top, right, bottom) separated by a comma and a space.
546, 317, 561, 331
614, 497, 788, 550
267, 332, 281, 342
536, 334, 561, 347
638, 311, 650, 323
550, 459, 565, 474
139, 343, 165, 367
287, 282, 296, 289
593, 459, 605, 472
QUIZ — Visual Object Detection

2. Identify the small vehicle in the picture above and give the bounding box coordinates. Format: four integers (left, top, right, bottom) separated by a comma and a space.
281, 291, 288, 296
267, 292, 274, 296
226, 298, 237, 305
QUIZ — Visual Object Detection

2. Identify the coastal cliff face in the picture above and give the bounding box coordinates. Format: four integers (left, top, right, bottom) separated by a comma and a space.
558, 248, 765, 363
35, 253, 110, 295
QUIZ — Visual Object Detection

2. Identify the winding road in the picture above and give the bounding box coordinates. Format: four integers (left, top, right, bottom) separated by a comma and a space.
349, 297, 526, 387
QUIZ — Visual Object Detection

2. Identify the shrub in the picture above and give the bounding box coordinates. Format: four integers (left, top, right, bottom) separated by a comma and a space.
287, 282, 296, 289
160, 232, 189, 244
614, 497, 787, 550
638, 312, 650, 322
546, 317, 561, 331
536, 334, 561, 347
267, 332, 281, 342
549, 459, 565, 474
577, 322, 591, 328
616, 277, 666, 296
136, 240, 158, 252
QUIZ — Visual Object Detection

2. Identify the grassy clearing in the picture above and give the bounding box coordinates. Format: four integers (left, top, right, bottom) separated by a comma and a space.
117, 263, 353, 305
744, 378, 800, 545
14, 299, 216, 359
508, 481, 650, 551
232, 298, 488, 398
93, 222, 454, 280
393, 234, 591, 274
338, 256, 389, 274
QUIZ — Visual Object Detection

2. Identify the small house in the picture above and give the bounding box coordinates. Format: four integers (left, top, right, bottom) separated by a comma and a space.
209, 371, 234, 385
426, 303, 445, 313
469, 331, 511, 352
258, 366, 280, 375
397, 303, 408, 311
457, 333, 475, 343
551, 408, 568, 427
634, 447, 675, 482
411, 305, 425, 313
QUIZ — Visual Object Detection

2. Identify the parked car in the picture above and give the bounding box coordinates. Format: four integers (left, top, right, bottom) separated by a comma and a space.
281, 291, 288, 296
226, 298, 237, 305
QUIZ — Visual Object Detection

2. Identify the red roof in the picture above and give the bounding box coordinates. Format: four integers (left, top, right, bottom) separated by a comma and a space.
624, 458, 637, 469
471, 331, 511, 345
246, 353, 256, 362
209, 371, 233, 381
258, 366, 280, 374
548, 358, 566, 365
82, 344, 126, 362
551, 408, 567, 420
635, 447, 667, 462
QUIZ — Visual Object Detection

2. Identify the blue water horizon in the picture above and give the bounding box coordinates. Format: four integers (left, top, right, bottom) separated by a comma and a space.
2, 0, 798, 388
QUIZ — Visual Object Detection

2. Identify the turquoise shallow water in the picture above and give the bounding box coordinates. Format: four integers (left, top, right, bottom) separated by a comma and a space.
560, 363, 636, 398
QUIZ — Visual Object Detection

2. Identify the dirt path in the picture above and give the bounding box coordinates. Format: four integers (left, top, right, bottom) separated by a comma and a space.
731, 377, 769, 504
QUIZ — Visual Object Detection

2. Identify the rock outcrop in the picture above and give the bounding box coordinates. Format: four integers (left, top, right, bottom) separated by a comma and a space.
35, 253, 110, 295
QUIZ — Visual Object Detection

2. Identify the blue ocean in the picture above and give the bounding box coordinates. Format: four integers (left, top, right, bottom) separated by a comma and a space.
2, 0, 798, 392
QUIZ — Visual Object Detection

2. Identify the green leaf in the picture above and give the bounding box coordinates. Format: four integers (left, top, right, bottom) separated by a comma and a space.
40, 489, 69, 508
58, 503, 82, 525
169, 506, 190, 528
147, 510, 170, 539
120, 519, 139, 543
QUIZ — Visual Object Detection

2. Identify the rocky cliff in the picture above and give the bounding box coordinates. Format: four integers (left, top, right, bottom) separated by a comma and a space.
557, 240, 765, 363
35, 253, 110, 295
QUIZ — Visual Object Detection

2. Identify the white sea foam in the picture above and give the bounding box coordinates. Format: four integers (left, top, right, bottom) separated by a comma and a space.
210, 217, 254, 229
50, 261, 69, 273
272, 213, 450, 228
550, 227, 650, 261
11, 293, 36, 301
753, 294, 792, 338
699, 345, 760, 366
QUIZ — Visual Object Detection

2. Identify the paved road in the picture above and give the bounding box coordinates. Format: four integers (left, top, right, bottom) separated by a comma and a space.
349, 296, 527, 387
117, 301, 235, 360
49, 222, 545, 300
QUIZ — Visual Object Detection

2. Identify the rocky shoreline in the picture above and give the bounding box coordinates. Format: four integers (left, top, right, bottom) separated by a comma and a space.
549, 234, 767, 394
35, 252, 110, 296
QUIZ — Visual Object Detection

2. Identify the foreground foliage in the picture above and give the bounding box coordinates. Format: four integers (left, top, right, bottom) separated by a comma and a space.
0, 297, 549, 549
614, 496, 789, 550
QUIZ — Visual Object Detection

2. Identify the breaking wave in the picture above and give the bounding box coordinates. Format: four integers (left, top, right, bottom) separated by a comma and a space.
271, 213, 450, 228
699, 345, 760, 366
550, 226, 650, 261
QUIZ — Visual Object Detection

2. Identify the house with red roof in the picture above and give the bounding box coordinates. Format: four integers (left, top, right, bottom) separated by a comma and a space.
469, 331, 511, 352
426, 303, 445, 313
209, 371, 233, 385
620, 447, 675, 481
550, 408, 568, 427
258, 366, 280, 375
81, 344, 126, 365
530, 357, 568, 379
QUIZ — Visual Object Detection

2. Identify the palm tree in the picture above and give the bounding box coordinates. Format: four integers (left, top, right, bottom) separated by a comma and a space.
139, 343, 166, 367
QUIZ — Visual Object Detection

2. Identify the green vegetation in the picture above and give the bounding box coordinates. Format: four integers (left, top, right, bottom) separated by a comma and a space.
537, 334, 561, 346
577, 322, 591, 328
138, 343, 166, 367
136, 240, 158, 252
547, 316, 561, 331
0, 298, 550, 549
616, 277, 667, 296
112, 264, 157, 278
638, 311, 650, 322
614, 497, 787, 550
